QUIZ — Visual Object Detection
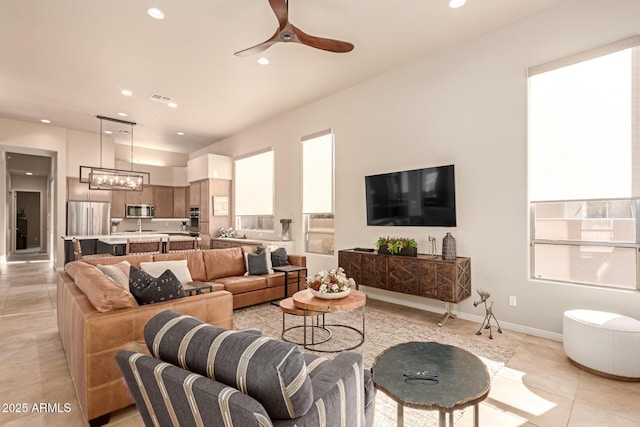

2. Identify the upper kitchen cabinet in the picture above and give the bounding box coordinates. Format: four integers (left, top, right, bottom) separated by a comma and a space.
189, 181, 201, 207
67, 177, 111, 202
111, 191, 126, 218
153, 186, 174, 218
173, 187, 188, 218
126, 186, 153, 205
200, 180, 210, 219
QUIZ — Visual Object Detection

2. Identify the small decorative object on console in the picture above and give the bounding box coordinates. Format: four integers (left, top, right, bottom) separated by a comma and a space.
218, 227, 235, 238
307, 267, 355, 299
442, 232, 456, 260
376, 236, 418, 257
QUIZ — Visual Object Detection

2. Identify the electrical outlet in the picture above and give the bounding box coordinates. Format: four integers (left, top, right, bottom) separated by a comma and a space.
509, 296, 517, 306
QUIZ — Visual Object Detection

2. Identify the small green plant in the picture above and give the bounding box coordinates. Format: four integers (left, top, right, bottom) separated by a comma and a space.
376, 236, 417, 255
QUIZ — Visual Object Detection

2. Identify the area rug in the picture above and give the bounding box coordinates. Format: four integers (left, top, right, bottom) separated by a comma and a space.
234, 302, 514, 426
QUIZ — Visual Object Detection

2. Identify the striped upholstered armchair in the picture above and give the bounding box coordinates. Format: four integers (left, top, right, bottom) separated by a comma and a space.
116, 310, 375, 427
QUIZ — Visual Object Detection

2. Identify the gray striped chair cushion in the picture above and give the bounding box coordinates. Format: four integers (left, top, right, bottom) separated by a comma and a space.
144, 310, 314, 420
116, 350, 273, 427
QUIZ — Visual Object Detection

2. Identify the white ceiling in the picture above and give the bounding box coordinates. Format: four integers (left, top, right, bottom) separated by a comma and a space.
1, 0, 564, 157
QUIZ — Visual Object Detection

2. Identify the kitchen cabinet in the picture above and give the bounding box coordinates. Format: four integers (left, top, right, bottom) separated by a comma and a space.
67, 177, 111, 202
189, 181, 201, 207
200, 179, 210, 219
110, 191, 127, 218
153, 186, 174, 218
173, 187, 187, 218
126, 186, 153, 204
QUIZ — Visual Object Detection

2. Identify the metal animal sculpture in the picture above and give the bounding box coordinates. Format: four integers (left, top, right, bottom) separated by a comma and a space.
473, 289, 503, 339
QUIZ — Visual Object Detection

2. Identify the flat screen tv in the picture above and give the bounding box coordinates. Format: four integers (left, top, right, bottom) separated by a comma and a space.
365, 164, 456, 227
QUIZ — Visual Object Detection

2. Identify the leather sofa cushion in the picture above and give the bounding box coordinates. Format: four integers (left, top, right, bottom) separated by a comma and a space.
214, 276, 267, 295
144, 310, 314, 420
203, 248, 246, 280
68, 263, 138, 312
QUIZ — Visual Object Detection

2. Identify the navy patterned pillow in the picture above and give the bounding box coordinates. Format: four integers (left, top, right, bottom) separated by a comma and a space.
129, 265, 185, 305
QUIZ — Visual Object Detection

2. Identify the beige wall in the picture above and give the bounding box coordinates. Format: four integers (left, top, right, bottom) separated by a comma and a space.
191, 0, 640, 337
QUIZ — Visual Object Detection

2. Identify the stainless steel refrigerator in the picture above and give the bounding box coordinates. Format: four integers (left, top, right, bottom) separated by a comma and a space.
66, 201, 111, 235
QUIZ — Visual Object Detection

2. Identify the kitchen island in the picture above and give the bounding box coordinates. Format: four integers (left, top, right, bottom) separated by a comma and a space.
61, 233, 200, 263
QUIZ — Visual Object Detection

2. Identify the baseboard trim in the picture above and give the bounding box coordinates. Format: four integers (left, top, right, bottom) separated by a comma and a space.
363, 287, 563, 342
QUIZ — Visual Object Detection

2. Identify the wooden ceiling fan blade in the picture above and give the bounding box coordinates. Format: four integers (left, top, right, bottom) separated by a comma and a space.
293, 26, 354, 53
234, 29, 280, 57
234, 40, 279, 57
268, 0, 289, 31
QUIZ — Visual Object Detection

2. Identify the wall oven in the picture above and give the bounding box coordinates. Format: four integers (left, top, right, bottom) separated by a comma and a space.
189, 207, 200, 236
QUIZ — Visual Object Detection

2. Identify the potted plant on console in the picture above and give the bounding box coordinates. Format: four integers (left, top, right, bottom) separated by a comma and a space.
376, 236, 418, 257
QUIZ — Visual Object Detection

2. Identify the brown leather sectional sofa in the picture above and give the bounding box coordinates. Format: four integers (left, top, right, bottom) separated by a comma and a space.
57, 246, 306, 425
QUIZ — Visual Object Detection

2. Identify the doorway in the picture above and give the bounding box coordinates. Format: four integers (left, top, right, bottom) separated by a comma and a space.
4, 151, 54, 263
15, 191, 42, 253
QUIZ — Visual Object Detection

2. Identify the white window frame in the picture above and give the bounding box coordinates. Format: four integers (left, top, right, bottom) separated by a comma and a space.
234, 148, 275, 232
302, 129, 335, 255
528, 36, 640, 290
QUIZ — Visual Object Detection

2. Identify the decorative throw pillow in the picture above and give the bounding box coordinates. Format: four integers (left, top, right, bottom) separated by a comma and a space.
257, 246, 289, 267
244, 248, 274, 276
129, 265, 185, 305
140, 260, 193, 284
96, 260, 131, 290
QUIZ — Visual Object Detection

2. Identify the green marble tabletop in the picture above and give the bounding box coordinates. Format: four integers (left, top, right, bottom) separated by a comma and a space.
372, 341, 490, 412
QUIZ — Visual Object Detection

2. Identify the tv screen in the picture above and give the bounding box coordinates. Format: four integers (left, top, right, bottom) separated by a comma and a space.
365, 165, 456, 227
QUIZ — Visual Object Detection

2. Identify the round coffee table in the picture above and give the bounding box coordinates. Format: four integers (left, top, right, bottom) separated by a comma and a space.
291, 289, 366, 352
279, 297, 331, 346
372, 341, 490, 427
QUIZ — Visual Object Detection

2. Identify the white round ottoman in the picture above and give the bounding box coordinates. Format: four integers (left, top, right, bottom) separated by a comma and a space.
563, 309, 640, 381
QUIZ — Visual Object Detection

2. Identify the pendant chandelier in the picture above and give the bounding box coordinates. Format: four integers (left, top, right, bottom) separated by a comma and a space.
80, 115, 149, 191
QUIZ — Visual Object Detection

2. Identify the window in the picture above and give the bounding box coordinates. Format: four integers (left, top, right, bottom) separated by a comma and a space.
528, 36, 640, 290
234, 149, 274, 231
302, 130, 335, 254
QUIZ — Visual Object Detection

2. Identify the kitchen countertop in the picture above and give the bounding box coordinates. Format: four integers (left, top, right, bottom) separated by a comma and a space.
61, 231, 192, 241
213, 237, 291, 243
97, 234, 171, 244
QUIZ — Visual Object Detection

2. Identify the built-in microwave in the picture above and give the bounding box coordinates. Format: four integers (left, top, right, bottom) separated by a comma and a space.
125, 204, 155, 218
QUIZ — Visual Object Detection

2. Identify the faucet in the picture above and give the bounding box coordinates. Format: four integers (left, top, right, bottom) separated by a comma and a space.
137, 218, 142, 234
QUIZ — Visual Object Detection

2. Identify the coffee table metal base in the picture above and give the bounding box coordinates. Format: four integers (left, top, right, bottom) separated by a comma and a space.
301, 308, 365, 353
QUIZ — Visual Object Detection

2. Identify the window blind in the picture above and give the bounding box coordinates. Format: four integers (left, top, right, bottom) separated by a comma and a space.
234, 149, 274, 215
528, 41, 640, 202
302, 130, 334, 214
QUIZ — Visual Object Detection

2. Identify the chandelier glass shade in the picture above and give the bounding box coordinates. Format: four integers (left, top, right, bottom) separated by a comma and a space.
80, 115, 149, 191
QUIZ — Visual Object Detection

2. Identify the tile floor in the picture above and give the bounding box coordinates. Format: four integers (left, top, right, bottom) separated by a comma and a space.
0, 260, 638, 426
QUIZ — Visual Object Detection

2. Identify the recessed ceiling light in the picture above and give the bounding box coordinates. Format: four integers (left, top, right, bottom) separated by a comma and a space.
449, 0, 466, 8
117, 112, 128, 117
147, 7, 165, 20
104, 130, 112, 134
25, 172, 33, 176
168, 102, 177, 108
177, 131, 184, 136
121, 89, 133, 96
40, 119, 51, 124
257, 57, 270, 65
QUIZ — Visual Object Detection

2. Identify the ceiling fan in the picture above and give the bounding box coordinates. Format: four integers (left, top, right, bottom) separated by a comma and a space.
234, 0, 354, 56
